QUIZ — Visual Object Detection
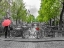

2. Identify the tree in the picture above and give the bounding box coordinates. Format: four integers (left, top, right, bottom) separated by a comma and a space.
0, 0, 10, 19
36, 16, 43, 22
26, 14, 35, 23
59, 0, 64, 30
11, 0, 27, 24
16, 4, 27, 23
38, 0, 62, 23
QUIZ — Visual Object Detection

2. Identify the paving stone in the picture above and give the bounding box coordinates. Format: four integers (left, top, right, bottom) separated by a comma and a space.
0, 38, 64, 48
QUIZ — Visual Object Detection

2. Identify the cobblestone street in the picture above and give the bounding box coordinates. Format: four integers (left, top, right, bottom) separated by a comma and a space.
0, 37, 64, 48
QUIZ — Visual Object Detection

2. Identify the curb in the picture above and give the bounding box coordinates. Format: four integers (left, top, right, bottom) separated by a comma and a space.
1, 39, 64, 42
0, 37, 64, 42
3, 39, 64, 42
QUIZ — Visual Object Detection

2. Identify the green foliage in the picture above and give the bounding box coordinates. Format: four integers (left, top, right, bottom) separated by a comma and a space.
27, 14, 35, 23
0, 0, 27, 21
11, 0, 27, 22
36, 16, 43, 22
38, 0, 62, 22
0, 0, 10, 19
0, 0, 2, 2
11, 2, 17, 20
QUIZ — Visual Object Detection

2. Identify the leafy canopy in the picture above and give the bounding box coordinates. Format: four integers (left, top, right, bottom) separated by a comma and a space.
38, 0, 62, 22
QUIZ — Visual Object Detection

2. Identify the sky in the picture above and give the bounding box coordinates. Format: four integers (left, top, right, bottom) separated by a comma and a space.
23, 0, 41, 18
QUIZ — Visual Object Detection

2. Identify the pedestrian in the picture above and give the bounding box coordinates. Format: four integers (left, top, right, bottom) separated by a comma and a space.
4, 26, 8, 38
2, 18, 11, 38
4, 25, 13, 38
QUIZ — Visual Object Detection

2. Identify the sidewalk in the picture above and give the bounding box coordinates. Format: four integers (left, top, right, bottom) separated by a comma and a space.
0, 37, 64, 48
0, 36, 14, 41
0, 36, 64, 42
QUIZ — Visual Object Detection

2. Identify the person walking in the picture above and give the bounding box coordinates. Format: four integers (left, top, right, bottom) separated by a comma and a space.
4, 26, 8, 38
2, 18, 11, 38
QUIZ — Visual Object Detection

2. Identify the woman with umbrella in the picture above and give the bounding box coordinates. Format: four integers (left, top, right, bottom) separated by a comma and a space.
2, 18, 12, 38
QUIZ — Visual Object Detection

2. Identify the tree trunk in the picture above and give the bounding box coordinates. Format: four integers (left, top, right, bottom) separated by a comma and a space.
52, 18, 55, 26
16, 18, 17, 25
50, 19, 52, 26
18, 19, 21, 24
59, 2, 64, 30
54, 17, 56, 26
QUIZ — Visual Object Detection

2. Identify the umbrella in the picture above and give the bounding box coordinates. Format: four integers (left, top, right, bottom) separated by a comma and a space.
2, 19, 11, 27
